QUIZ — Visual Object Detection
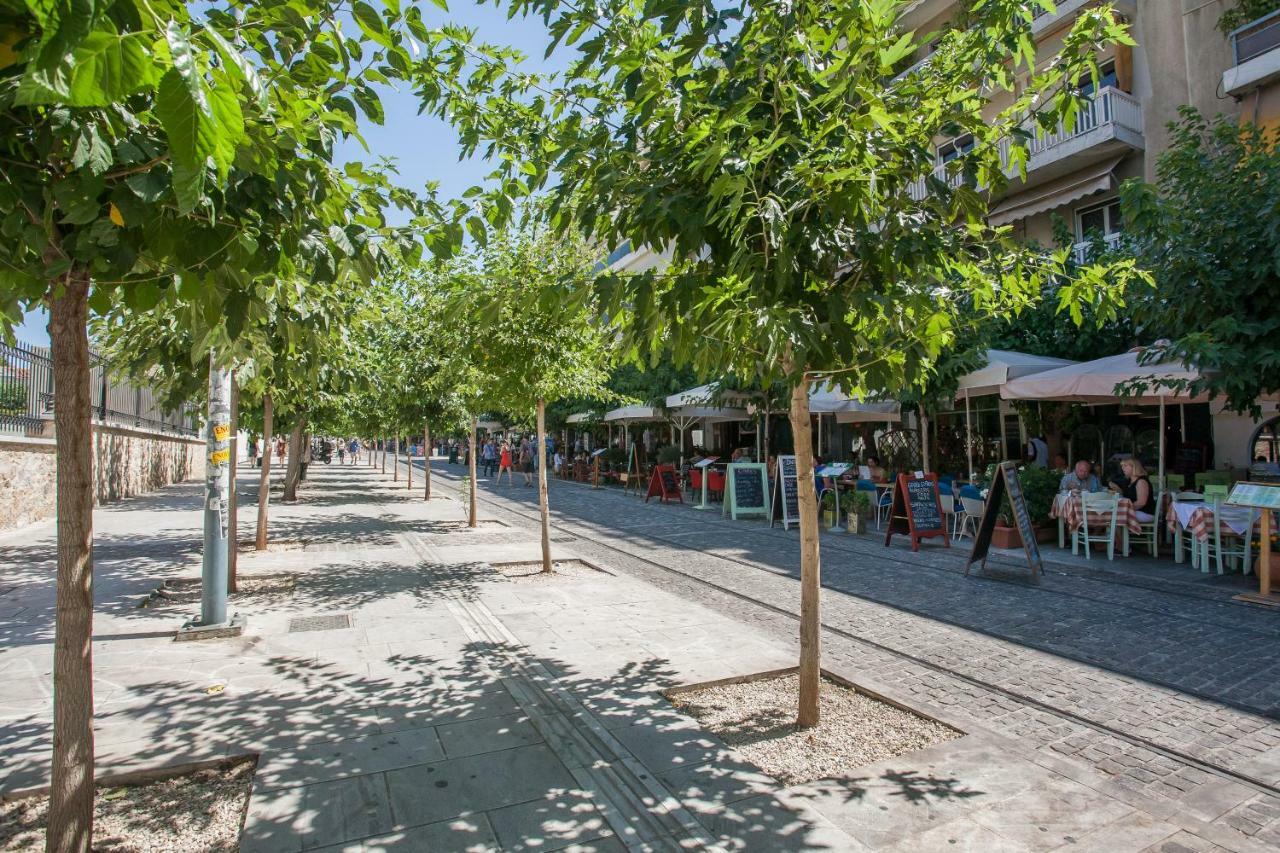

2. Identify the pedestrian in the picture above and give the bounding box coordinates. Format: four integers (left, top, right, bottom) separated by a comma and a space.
497, 441, 514, 486
519, 437, 534, 486
482, 439, 497, 477
247, 436, 257, 467
349, 438, 359, 464
337, 441, 345, 464
276, 436, 286, 465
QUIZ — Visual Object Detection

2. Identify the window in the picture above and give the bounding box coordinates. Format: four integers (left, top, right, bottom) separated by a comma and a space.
1077, 59, 1117, 97
937, 134, 974, 164
1076, 198, 1123, 241
1252, 417, 1280, 465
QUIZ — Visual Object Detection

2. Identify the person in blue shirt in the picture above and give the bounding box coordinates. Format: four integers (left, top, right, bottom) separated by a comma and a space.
1059, 459, 1101, 492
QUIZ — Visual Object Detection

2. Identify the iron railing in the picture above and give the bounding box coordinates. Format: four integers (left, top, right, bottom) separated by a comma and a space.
0, 340, 199, 437
1230, 7, 1280, 66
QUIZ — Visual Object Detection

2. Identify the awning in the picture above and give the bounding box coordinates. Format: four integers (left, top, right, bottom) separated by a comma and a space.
834, 402, 901, 424
565, 412, 597, 424
664, 382, 752, 409
1000, 347, 1211, 404
987, 156, 1123, 227
956, 349, 1079, 398
602, 405, 666, 423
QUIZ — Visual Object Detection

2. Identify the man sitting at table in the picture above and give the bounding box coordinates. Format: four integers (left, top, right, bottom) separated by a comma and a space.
1059, 459, 1101, 492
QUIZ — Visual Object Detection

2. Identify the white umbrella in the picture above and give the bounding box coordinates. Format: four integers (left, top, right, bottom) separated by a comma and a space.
954, 350, 1079, 481
1000, 347, 1215, 486
665, 384, 750, 455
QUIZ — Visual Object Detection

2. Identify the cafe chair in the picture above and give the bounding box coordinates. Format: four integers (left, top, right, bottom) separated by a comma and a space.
1171, 490, 1205, 567
957, 495, 985, 541
1074, 492, 1120, 560
1199, 499, 1255, 575
940, 493, 957, 539
1202, 484, 1230, 502
1198, 470, 1233, 489
708, 469, 726, 501
1128, 490, 1162, 558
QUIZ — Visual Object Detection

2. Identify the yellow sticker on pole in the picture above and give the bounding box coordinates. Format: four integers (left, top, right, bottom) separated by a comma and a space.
211, 449, 230, 465
213, 424, 230, 442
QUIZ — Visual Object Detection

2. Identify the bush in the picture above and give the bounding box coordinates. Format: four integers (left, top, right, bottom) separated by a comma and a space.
656, 445, 682, 465
996, 465, 1059, 525
602, 447, 627, 471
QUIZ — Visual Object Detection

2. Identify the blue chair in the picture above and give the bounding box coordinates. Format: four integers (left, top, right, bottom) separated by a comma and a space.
938, 481, 953, 496
939, 475, 955, 489
959, 484, 982, 501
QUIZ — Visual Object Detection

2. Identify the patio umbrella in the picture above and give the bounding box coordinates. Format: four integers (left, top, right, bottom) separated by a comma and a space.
664, 384, 750, 456
603, 405, 667, 453
1000, 347, 1215, 486
955, 350, 1078, 481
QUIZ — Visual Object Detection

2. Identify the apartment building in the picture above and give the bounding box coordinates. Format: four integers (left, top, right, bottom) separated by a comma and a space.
899, 0, 1280, 262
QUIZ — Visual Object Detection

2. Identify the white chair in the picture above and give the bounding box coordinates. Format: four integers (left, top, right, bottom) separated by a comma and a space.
940, 493, 956, 539
1074, 492, 1120, 560
1171, 491, 1204, 567
875, 488, 894, 530
1199, 499, 1255, 575
957, 496, 985, 541
1129, 490, 1163, 558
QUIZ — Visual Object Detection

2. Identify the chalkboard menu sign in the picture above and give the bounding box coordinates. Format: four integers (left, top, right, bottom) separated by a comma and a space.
725, 463, 769, 520
645, 463, 682, 504
883, 472, 949, 552
965, 461, 1043, 579
771, 455, 800, 530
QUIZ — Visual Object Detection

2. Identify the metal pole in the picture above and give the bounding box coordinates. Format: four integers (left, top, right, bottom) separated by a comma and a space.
964, 390, 974, 481
201, 354, 232, 626
1158, 396, 1166, 488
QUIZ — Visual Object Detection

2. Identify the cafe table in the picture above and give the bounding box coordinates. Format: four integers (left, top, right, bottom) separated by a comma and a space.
1051, 491, 1142, 549
1165, 498, 1260, 567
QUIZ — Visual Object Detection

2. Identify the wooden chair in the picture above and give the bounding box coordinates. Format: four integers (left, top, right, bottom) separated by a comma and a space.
1074, 492, 1120, 560
1198, 499, 1255, 575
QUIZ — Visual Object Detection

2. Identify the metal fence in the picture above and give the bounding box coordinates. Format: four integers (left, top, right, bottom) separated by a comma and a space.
0, 340, 199, 437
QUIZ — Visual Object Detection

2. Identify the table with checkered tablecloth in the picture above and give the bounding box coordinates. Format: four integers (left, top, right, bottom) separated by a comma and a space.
1165, 500, 1262, 543
1051, 493, 1143, 549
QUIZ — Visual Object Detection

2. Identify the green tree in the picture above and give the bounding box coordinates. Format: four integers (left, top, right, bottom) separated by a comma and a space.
1120, 109, 1280, 414
436, 0, 1144, 726
0, 1, 495, 844
447, 228, 614, 570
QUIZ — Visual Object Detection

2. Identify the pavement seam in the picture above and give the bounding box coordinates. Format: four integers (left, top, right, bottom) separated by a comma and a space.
398, 531, 721, 852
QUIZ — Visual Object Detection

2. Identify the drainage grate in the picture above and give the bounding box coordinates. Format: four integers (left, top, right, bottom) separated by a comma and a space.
288, 613, 352, 633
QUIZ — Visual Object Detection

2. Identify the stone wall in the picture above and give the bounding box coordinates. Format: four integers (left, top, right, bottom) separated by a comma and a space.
0, 424, 204, 532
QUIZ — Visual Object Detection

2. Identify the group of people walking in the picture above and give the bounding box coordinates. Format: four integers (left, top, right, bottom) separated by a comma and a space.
477, 436, 550, 486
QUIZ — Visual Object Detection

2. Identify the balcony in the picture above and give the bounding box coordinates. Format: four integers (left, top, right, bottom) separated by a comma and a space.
1031, 0, 1133, 37
909, 87, 1143, 203
1072, 231, 1122, 264
1222, 8, 1280, 97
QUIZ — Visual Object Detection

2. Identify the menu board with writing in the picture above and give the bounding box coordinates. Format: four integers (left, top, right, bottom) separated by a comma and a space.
966, 461, 1043, 579
771, 455, 800, 530
883, 472, 949, 552
1227, 482, 1280, 510
645, 464, 682, 504
726, 463, 769, 520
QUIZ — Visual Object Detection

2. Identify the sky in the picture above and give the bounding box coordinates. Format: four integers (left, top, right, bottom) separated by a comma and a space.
15, 1, 565, 348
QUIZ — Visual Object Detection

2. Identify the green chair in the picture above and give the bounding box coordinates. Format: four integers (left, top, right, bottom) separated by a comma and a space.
1203, 484, 1230, 502
1198, 498, 1256, 575
1074, 492, 1120, 560
1161, 473, 1185, 491
1198, 470, 1233, 488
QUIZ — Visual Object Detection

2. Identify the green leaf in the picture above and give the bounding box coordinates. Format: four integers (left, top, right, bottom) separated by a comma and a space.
352, 2, 394, 49
71, 124, 112, 175
16, 30, 159, 107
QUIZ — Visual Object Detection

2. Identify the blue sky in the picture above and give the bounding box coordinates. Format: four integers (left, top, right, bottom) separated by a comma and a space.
16, 1, 563, 347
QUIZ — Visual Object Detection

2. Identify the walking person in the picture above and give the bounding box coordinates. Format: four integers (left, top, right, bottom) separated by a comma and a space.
348, 437, 359, 464
519, 436, 534, 487
497, 441, 514, 485
337, 440, 345, 464
276, 436, 287, 466
481, 439, 497, 478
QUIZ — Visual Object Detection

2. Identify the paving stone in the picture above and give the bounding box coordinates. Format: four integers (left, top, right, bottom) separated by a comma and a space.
435, 712, 544, 759
485, 796, 614, 851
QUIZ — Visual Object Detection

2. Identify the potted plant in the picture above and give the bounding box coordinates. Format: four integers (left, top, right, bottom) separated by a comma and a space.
991, 465, 1060, 548
846, 490, 871, 534
820, 489, 839, 528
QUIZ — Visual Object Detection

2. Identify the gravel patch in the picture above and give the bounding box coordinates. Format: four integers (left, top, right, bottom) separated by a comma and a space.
0, 758, 254, 852
494, 560, 606, 581
669, 674, 960, 785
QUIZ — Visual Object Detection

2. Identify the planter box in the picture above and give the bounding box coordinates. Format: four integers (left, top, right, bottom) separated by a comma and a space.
992, 523, 1056, 549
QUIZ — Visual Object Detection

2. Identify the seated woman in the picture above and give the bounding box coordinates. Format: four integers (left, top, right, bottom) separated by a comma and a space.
1111, 457, 1156, 521
864, 455, 887, 483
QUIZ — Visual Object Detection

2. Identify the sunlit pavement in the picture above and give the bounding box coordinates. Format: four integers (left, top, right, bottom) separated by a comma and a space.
0, 458, 1271, 851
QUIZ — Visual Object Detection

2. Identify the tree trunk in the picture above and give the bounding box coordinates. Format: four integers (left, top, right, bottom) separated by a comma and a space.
282, 418, 306, 502
536, 400, 553, 573
380, 434, 385, 474
407, 432, 413, 490
393, 434, 399, 482
46, 270, 95, 853
255, 394, 273, 550
787, 370, 822, 729
468, 416, 478, 528
423, 420, 431, 500
227, 372, 239, 593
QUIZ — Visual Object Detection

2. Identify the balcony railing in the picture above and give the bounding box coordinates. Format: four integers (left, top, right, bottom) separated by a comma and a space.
1003, 86, 1143, 163
1072, 231, 1122, 264
908, 87, 1142, 203
1230, 8, 1280, 66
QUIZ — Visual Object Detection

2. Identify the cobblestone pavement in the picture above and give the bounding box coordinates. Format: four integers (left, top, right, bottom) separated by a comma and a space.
425, 459, 1280, 851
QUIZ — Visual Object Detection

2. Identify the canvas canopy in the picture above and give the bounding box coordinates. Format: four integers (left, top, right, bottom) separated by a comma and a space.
956, 350, 1078, 398
1000, 349, 1211, 405
565, 412, 596, 424
602, 405, 666, 423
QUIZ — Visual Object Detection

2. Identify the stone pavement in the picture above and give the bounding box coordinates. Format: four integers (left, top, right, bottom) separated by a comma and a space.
0, 459, 1270, 851
421, 456, 1280, 851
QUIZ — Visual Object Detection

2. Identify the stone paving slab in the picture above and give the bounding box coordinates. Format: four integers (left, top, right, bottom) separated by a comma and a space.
0, 461, 1257, 850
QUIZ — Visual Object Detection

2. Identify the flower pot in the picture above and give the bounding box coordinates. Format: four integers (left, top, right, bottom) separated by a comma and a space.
847, 512, 865, 534
823, 509, 837, 528
992, 524, 1021, 550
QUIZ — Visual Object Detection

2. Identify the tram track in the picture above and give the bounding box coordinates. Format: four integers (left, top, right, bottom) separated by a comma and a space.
416, 461, 1280, 802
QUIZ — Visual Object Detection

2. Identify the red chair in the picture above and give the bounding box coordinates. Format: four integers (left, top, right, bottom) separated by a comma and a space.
708, 470, 726, 500
690, 469, 703, 494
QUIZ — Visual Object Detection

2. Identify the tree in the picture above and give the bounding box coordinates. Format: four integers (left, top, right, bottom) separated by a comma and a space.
1120, 110, 1280, 414
0, 1, 492, 845
447, 228, 614, 570
437, 0, 1144, 726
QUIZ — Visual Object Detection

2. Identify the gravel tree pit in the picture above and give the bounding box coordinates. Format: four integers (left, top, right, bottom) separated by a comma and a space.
0, 757, 255, 852
492, 559, 609, 581
669, 673, 961, 785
